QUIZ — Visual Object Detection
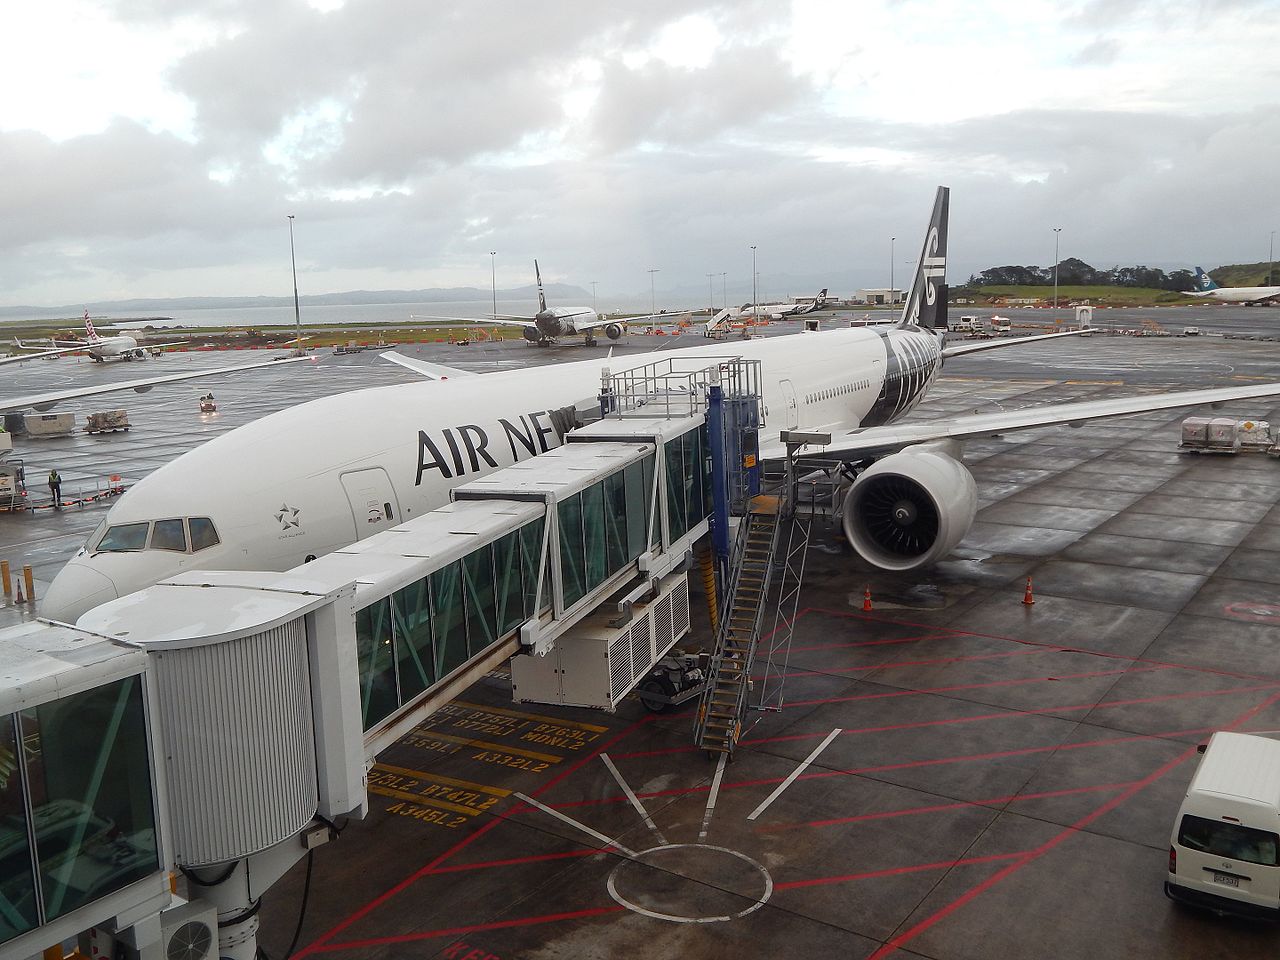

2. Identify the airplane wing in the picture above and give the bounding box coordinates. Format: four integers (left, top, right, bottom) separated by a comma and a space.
941, 327, 1093, 359
767, 381, 1280, 462
0, 355, 313, 413
378, 351, 477, 379
409, 314, 535, 327
0, 345, 85, 365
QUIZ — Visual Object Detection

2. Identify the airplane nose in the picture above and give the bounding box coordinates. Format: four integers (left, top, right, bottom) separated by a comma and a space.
41, 562, 119, 624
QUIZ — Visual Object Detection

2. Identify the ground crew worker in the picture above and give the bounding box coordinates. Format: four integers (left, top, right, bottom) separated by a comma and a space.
48, 469, 62, 510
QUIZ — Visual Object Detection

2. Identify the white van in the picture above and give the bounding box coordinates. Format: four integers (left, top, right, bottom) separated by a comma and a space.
1166, 732, 1280, 918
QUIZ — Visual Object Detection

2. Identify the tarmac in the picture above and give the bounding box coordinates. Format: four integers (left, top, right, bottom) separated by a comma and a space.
2, 312, 1280, 959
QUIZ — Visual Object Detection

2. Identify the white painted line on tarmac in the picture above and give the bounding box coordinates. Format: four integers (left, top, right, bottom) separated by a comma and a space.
747, 727, 842, 822
601, 753, 666, 845
514, 792, 636, 859
698, 751, 728, 841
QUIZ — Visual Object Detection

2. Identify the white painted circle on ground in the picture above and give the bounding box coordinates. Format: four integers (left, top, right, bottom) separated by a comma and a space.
606, 843, 773, 924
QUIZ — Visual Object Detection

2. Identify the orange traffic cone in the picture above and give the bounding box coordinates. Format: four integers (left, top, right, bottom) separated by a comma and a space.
862, 586, 873, 612
1022, 577, 1035, 606
14, 582, 24, 605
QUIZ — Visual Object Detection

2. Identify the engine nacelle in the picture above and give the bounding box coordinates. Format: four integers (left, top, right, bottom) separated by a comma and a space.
604, 323, 624, 340
522, 325, 541, 343
842, 442, 976, 571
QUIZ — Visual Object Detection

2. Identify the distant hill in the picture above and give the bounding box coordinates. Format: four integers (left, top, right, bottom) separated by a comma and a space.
1208, 262, 1280, 287
0, 283, 592, 319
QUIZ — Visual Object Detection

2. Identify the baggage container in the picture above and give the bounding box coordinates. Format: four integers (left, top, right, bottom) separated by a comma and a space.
23, 412, 75, 438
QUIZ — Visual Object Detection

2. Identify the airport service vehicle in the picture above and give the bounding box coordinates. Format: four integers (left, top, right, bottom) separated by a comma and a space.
38, 187, 1280, 623
989, 316, 1011, 333
1182, 326, 1201, 336
1188, 268, 1280, 305
1166, 732, 1280, 918
947, 315, 980, 333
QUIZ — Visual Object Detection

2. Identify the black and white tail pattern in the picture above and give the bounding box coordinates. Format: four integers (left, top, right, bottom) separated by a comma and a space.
898, 186, 949, 331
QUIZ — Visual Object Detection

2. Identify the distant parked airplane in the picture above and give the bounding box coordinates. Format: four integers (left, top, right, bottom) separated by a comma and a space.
1188, 268, 1280, 305
739, 289, 830, 320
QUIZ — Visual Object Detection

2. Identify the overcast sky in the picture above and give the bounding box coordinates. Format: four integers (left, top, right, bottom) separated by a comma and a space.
2, 0, 1278, 307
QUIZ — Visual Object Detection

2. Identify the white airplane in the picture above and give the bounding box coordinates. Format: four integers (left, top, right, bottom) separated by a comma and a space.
40, 187, 1280, 622
0, 354, 312, 415
27, 312, 190, 362
1187, 267, 1280, 305
419, 261, 692, 346
739, 288, 830, 320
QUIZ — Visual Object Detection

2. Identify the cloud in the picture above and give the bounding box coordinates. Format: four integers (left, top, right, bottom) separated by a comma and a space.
1, 1, 1279, 305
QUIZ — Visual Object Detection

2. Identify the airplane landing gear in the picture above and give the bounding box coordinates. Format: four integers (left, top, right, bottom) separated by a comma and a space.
584, 335, 598, 347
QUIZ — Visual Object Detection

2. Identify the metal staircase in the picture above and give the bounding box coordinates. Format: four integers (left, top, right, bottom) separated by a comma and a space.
753, 464, 818, 714
694, 495, 783, 757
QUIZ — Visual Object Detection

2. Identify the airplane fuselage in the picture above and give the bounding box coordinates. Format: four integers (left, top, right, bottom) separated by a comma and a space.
43, 325, 943, 621
1188, 287, 1280, 304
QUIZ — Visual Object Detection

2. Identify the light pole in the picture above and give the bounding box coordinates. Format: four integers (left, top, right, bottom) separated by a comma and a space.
750, 246, 758, 323
706, 273, 715, 313
1052, 227, 1062, 309
890, 236, 895, 305
719, 272, 727, 309
489, 251, 497, 317
591, 281, 598, 313
1270, 231, 1275, 285
647, 268, 659, 317
287, 215, 301, 353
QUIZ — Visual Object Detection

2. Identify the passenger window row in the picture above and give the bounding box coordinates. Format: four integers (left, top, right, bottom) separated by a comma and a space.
93, 517, 221, 554
806, 379, 872, 404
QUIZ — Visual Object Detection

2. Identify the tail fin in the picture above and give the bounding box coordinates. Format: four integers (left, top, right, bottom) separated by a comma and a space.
815, 288, 828, 305
1193, 267, 1217, 292
534, 259, 548, 312
898, 186, 950, 329
84, 309, 102, 343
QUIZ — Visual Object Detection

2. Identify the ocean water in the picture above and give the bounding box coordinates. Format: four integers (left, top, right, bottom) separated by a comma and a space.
0, 296, 669, 330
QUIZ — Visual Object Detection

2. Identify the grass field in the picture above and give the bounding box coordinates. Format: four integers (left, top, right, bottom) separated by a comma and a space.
959, 285, 1201, 305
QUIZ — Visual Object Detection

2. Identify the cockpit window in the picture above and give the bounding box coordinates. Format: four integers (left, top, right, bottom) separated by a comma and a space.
189, 517, 220, 552
95, 523, 150, 552
151, 519, 187, 552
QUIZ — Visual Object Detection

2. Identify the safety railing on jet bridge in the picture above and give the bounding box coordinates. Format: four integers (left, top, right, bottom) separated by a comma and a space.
601, 356, 761, 419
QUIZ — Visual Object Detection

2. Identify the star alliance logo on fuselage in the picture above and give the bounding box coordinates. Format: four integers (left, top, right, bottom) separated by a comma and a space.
276, 503, 301, 530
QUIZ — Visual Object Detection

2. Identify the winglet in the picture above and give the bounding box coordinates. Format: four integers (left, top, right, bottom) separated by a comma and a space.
534, 259, 548, 312
898, 187, 950, 330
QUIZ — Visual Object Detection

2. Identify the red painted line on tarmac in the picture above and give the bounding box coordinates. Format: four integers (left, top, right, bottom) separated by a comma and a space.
613, 672, 1258, 760
784, 664, 1171, 708
770, 647, 1049, 680
307, 905, 627, 953
865, 690, 1280, 959
802, 606, 1280, 685
774, 851, 1027, 891
787, 629, 961, 653
760, 782, 1139, 833
297, 714, 654, 956
428, 848, 599, 874
553, 726, 1216, 810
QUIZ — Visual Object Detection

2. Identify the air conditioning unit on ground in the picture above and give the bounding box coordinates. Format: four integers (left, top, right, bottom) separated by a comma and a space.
81, 898, 218, 960
512, 572, 691, 710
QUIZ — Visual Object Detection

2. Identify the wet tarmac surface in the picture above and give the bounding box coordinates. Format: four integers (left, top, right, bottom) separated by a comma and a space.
3, 320, 1280, 959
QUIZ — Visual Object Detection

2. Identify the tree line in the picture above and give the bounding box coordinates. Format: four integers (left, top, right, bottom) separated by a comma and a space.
965, 258, 1197, 291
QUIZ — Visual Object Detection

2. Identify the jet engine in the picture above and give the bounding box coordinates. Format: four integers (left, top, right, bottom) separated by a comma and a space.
522, 326, 541, 343
842, 442, 976, 571
604, 323, 624, 340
